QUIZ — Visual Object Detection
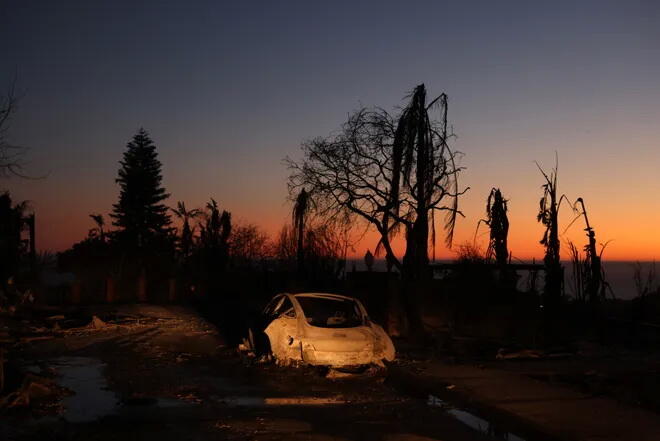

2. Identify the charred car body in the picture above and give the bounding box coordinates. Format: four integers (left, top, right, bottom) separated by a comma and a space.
245, 293, 395, 368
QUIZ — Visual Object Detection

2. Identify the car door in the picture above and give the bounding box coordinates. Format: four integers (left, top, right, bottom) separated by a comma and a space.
264, 296, 300, 362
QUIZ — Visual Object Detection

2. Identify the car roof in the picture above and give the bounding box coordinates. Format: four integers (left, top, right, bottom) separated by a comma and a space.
290, 292, 356, 301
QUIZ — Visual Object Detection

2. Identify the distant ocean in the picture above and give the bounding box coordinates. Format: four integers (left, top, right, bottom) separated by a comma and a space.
346, 259, 655, 300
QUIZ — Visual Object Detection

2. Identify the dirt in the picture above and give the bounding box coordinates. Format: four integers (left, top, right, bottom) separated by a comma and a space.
1, 305, 496, 441
488, 352, 660, 414
389, 355, 660, 441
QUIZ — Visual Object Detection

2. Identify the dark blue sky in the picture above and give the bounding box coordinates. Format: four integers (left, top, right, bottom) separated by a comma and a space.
2, 1, 659, 258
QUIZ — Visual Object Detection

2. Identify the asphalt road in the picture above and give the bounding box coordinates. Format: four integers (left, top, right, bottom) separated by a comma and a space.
3, 305, 494, 441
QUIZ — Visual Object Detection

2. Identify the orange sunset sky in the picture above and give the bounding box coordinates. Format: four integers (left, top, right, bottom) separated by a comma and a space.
2, 1, 659, 261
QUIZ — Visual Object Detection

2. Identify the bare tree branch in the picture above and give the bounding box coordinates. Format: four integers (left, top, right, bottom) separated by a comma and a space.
0, 81, 26, 177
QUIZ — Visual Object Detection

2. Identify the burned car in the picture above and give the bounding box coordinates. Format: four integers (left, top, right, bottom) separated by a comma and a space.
244, 293, 395, 368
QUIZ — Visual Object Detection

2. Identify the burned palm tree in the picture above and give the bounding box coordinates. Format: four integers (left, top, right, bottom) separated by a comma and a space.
88, 213, 106, 242
475, 188, 513, 288
390, 85, 465, 337
292, 188, 310, 274
478, 188, 510, 266
536, 160, 565, 310
170, 201, 200, 258
575, 197, 608, 303
388, 85, 464, 278
195, 199, 232, 294
199, 199, 231, 250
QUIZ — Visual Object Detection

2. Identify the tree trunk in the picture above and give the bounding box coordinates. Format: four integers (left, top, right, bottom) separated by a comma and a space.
400, 85, 431, 340
296, 221, 304, 274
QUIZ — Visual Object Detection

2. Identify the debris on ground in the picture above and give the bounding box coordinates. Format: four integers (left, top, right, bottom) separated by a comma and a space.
46, 315, 65, 322
176, 392, 203, 404
496, 348, 543, 360
175, 353, 191, 363
0, 373, 64, 410
427, 394, 444, 407
496, 347, 575, 360
89, 315, 107, 329
326, 369, 355, 379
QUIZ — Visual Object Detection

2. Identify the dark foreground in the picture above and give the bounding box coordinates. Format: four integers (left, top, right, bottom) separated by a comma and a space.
4, 305, 660, 441
1, 305, 494, 441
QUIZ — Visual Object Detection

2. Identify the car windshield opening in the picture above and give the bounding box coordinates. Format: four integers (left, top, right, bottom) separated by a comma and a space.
296, 296, 363, 328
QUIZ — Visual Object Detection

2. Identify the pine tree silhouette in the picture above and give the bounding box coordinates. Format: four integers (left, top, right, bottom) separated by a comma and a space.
111, 128, 171, 248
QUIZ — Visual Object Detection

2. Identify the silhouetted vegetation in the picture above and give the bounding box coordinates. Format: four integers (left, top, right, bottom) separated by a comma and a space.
577, 198, 609, 303
292, 188, 310, 275
475, 188, 517, 290
0, 192, 31, 288
228, 223, 270, 270
479, 188, 509, 266
536, 160, 565, 310
633, 261, 657, 299
0, 82, 24, 177
170, 201, 200, 260
189, 198, 232, 295
449, 242, 495, 302
111, 128, 173, 250
15, 87, 658, 358
272, 223, 345, 282
57, 129, 178, 302
88, 214, 106, 243
287, 84, 467, 337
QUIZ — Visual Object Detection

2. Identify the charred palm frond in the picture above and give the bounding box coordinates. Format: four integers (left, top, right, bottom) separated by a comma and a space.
476, 188, 509, 266
573, 198, 612, 302
198, 198, 231, 250
567, 241, 585, 302
293, 188, 310, 273
536, 159, 566, 304
88, 213, 106, 242
392, 85, 465, 276
170, 201, 201, 257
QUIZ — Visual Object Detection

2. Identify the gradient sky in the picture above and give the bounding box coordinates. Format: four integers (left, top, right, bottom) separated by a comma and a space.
1, 1, 659, 260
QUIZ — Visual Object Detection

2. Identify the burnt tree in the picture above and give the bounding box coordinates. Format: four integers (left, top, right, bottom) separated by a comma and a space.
483, 188, 509, 266
293, 188, 310, 275
0, 82, 24, 177
170, 201, 201, 259
575, 197, 608, 303
287, 84, 466, 337
536, 160, 565, 312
